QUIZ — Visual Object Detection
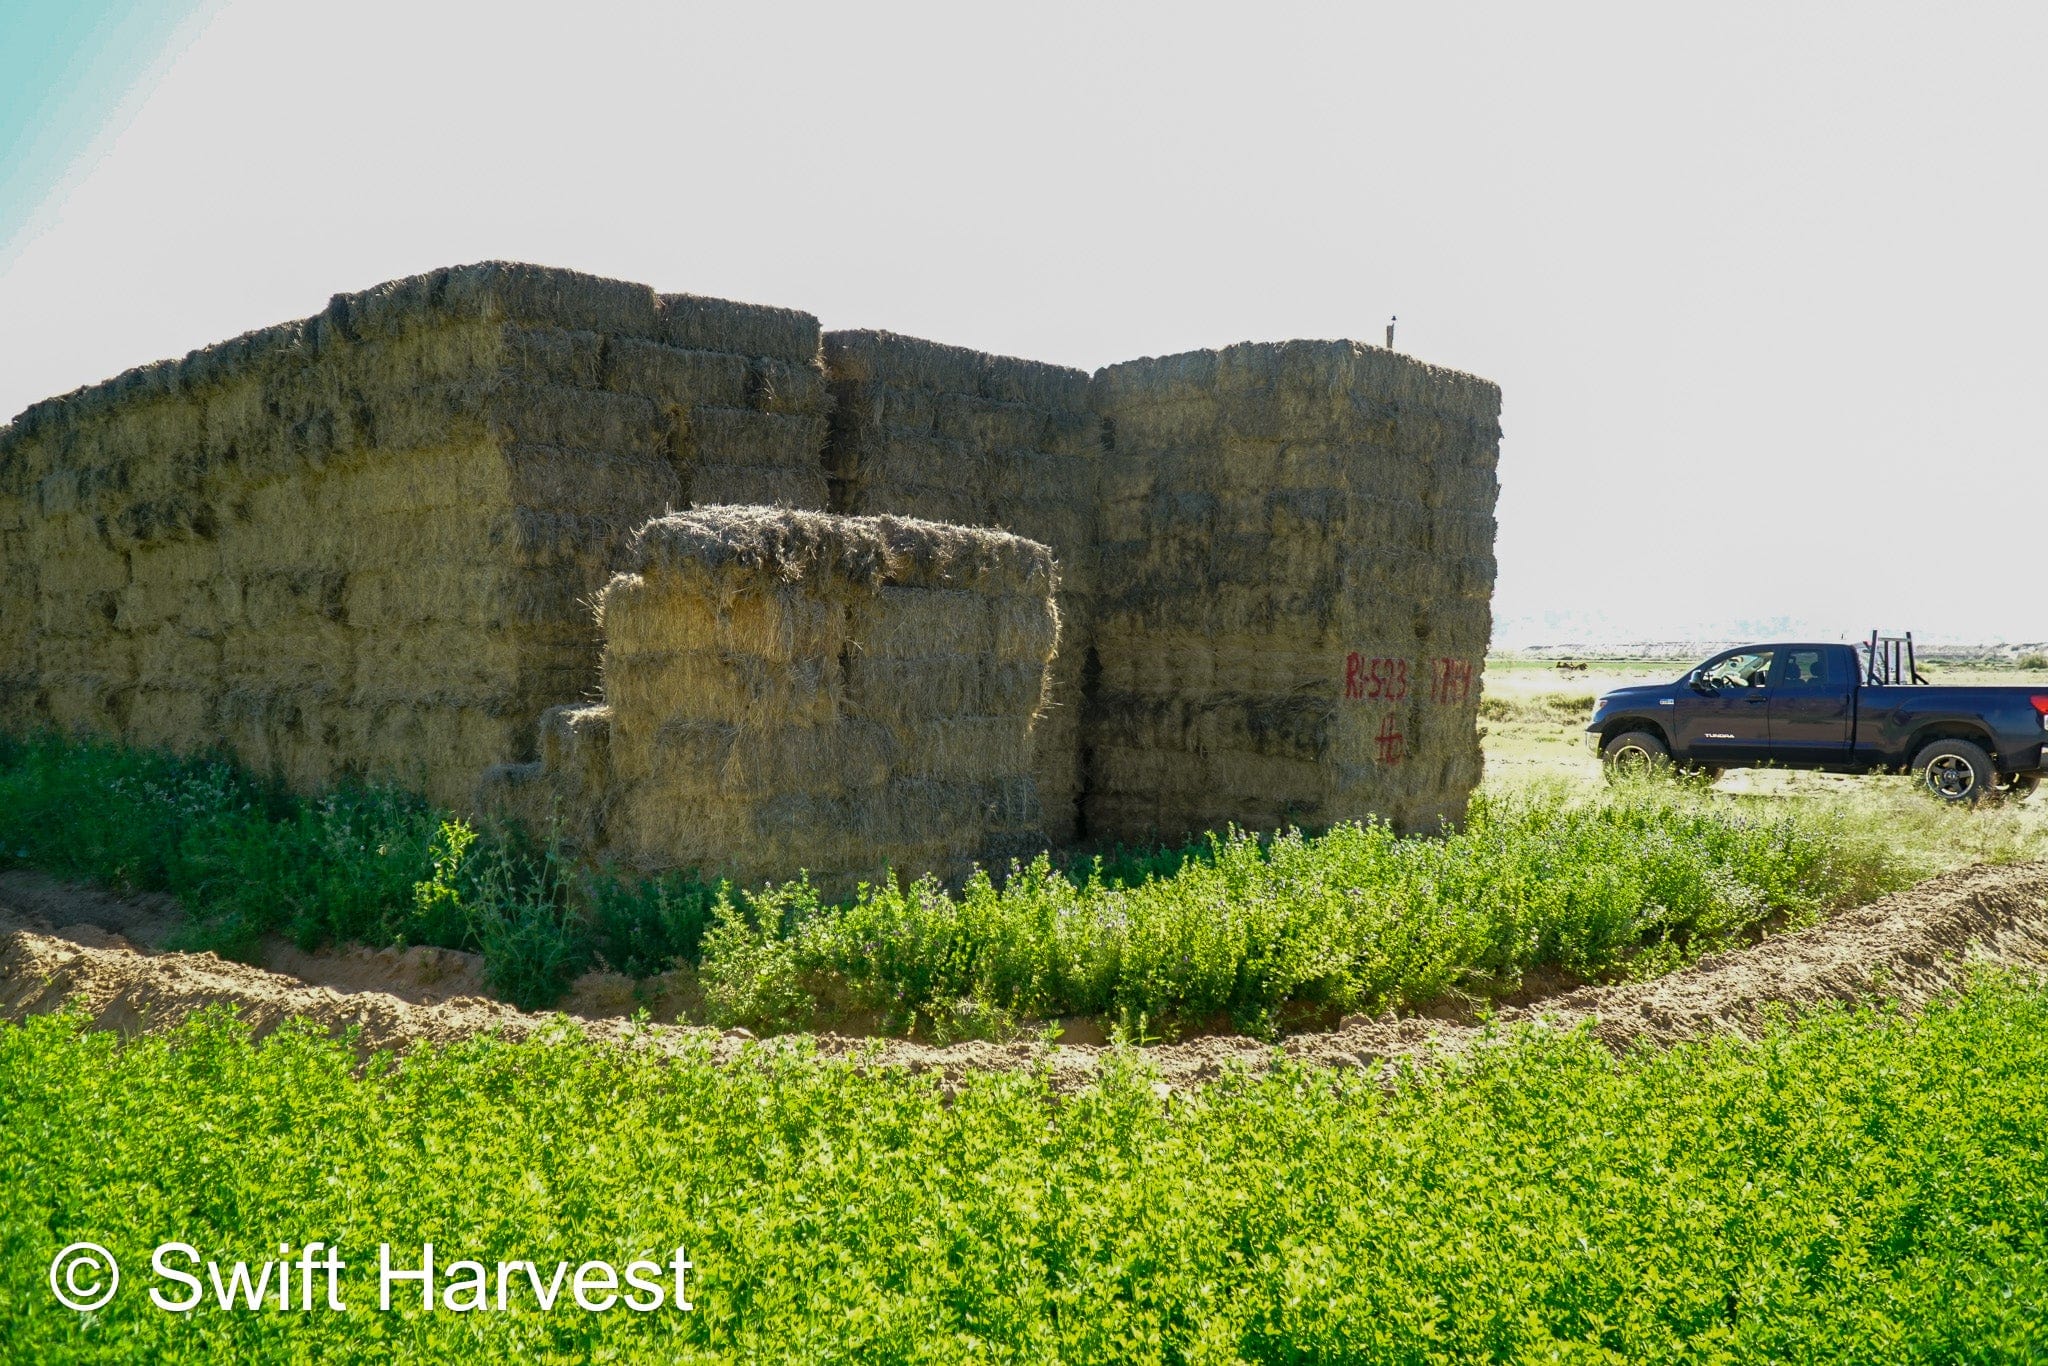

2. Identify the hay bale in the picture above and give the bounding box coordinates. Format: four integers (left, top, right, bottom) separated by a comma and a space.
0, 258, 1504, 866
659, 294, 821, 369
1087, 339, 1500, 843
821, 330, 1097, 841
0, 263, 839, 808
516, 507, 1057, 893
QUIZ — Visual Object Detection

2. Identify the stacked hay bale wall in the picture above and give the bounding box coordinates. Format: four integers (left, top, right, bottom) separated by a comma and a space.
3, 256, 1505, 873
658, 293, 831, 509
1088, 341, 1501, 843
523, 507, 1057, 892
821, 332, 1097, 842
0, 262, 829, 805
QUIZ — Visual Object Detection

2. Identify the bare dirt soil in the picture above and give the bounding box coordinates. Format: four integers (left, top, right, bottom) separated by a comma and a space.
5, 863, 2046, 1090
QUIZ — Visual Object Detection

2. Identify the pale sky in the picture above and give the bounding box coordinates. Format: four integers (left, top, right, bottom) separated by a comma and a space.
3, 1, 2043, 646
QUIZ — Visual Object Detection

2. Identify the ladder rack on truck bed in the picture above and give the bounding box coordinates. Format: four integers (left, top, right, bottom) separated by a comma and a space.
1864, 630, 1929, 687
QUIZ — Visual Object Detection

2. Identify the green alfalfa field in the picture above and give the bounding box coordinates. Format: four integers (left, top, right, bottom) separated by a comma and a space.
3, 657, 2047, 1360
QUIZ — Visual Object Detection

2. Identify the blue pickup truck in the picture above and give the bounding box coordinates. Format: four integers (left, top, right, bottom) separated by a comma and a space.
1586, 639, 2048, 803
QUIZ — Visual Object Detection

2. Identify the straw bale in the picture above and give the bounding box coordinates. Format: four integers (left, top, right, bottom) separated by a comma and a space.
135, 627, 219, 684
603, 651, 841, 733
840, 656, 977, 722
819, 331, 1096, 844
620, 507, 1055, 596
638, 719, 893, 800
289, 446, 508, 519
600, 338, 749, 409
475, 701, 615, 850
475, 761, 553, 841
125, 688, 212, 751
852, 656, 1046, 723
604, 574, 848, 664
658, 294, 822, 368
485, 384, 662, 456
743, 357, 832, 416
985, 450, 1097, 505
336, 261, 665, 342
501, 507, 1057, 892
500, 327, 605, 389
538, 703, 613, 783
850, 587, 992, 657
353, 626, 518, 707
686, 464, 828, 510
684, 408, 828, 471
0, 260, 704, 806
887, 717, 1034, 782
934, 395, 1053, 449
1086, 340, 1499, 842
342, 566, 511, 627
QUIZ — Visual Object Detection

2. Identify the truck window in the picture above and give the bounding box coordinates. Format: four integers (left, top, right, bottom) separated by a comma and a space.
1700, 650, 1774, 689
1773, 649, 1832, 690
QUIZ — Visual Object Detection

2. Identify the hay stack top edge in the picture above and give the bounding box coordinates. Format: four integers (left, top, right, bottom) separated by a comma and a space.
1094, 338, 1502, 423
0, 260, 824, 443
626, 505, 1058, 594
823, 329, 1093, 409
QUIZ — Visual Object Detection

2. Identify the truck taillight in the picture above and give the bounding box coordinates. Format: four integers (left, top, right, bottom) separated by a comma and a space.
2035, 696, 2048, 727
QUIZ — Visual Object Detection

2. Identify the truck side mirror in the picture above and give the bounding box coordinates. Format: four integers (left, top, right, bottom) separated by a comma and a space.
1688, 669, 1708, 692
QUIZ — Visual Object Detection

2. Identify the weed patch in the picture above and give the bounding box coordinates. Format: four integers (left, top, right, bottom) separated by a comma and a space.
0, 734, 1955, 1031
701, 783, 1909, 1037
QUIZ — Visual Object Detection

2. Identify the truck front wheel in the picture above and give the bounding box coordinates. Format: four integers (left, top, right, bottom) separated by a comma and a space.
1912, 738, 1997, 805
1602, 730, 1671, 780
1994, 771, 2041, 803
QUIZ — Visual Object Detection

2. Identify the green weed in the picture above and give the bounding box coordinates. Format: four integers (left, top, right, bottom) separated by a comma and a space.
0, 735, 630, 1007
0, 732, 1998, 1032
701, 782, 1908, 1038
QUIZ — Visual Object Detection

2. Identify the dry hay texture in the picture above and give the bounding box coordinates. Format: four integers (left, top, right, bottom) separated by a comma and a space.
1087, 341, 1501, 842
0, 257, 1504, 887
822, 331, 1097, 842
496, 507, 1059, 893
0, 262, 830, 805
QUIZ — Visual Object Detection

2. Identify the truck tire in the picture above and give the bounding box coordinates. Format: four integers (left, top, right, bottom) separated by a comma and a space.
1912, 738, 1997, 805
1602, 730, 1671, 780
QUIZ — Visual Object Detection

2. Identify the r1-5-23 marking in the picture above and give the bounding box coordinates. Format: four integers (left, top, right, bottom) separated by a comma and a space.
1344, 654, 1408, 701
1345, 654, 1475, 705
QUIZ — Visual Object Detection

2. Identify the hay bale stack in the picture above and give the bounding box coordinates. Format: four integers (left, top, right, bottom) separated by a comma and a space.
562, 506, 1057, 892
654, 292, 831, 510
0, 465, 41, 728
821, 331, 1096, 841
0, 263, 829, 804
1087, 340, 1500, 842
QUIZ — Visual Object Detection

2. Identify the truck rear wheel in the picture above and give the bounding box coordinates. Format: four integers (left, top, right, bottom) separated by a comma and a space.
1912, 738, 1997, 805
1602, 730, 1670, 780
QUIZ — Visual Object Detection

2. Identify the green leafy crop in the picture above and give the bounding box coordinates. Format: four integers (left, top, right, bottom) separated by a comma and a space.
3, 976, 2046, 1361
